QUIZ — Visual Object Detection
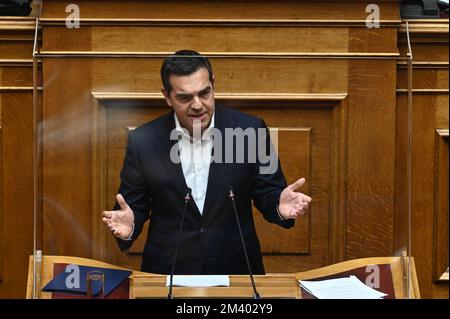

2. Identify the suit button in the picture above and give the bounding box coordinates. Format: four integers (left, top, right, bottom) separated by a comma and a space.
200, 227, 206, 233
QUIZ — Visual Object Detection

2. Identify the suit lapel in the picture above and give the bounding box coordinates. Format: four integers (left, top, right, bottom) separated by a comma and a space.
202, 106, 228, 219
155, 112, 201, 215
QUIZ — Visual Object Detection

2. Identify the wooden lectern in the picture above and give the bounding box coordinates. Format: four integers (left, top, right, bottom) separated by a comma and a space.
26, 255, 420, 299
132, 274, 299, 298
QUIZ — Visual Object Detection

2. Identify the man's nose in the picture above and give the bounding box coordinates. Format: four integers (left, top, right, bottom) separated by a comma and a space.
190, 95, 202, 110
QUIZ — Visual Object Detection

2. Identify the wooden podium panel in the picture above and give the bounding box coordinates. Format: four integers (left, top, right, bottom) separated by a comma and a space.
26, 255, 419, 299
131, 274, 299, 299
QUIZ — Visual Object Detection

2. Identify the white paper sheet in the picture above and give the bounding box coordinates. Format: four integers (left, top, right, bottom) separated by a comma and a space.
299, 275, 388, 299
166, 275, 230, 287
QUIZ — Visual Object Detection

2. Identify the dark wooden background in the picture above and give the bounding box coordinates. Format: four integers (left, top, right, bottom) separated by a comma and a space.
0, 0, 447, 298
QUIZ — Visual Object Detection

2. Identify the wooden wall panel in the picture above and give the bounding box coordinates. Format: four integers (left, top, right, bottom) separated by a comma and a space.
399, 43, 449, 62
1, 92, 34, 298
104, 104, 169, 269
0, 18, 37, 298
408, 94, 448, 299
398, 67, 449, 90
42, 59, 93, 258
396, 20, 449, 299
255, 128, 311, 254
239, 105, 337, 271
40, 1, 400, 21
433, 130, 448, 282
0, 66, 33, 87
90, 58, 349, 94
96, 97, 342, 273
346, 60, 396, 259
0, 42, 34, 60
38, 0, 401, 278
0, 95, 2, 287
3, 0, 447, 299
44, 26, 351, 54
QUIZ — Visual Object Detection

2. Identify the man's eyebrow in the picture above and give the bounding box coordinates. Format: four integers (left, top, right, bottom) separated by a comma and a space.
199, 87, 211, 94
175, 92, 192, 98
175, 85, 212, 98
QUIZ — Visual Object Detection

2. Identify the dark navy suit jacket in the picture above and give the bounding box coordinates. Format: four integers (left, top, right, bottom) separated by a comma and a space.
114, 105, 294, 275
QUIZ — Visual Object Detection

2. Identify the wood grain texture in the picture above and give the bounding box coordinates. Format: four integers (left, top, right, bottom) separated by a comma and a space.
0, 123, 2, 286
230, 104, 338, 272
96, 99, 340, 273
43, 26, 350, 54
0, 17, 36, 298
85, 58, 349, 94
413, 94, 437, 295
346, 60, 396, 258
395, 19, 449, 299
26, 255, 420, 299
42, 59, 93, 259
396, 94, 449, 298
254, 128, 311, 254
433, 130, 448, 283
6, 0, 449, 299
394, 93, 409, 258
41, 1, 400, 21
1, 92, 34, 298
329, 98, 348, 263
132, 274, 299, 299
37, 0, 400, 281
397, 68, 449, 90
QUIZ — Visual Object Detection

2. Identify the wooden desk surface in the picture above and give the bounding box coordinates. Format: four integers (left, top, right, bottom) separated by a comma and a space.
26, 255, 420, 299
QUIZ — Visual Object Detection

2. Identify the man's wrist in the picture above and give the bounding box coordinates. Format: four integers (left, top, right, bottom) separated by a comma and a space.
276, 205, 287, 221
123, 223, 135, 241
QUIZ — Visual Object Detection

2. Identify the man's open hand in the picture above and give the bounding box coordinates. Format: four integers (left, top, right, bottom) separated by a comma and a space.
102, 194, 134, 240
278, 178, 312, 219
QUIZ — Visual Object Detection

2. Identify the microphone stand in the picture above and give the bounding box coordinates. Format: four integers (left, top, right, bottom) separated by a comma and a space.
228, 186, 261, 299
167, 188, 191, 299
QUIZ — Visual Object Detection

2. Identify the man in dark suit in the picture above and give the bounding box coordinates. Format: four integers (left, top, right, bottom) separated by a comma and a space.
102, 50, 312, 275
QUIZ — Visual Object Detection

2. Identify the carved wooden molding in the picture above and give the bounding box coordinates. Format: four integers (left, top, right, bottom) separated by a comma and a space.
93, 92, 347, 102
399, 20, 449, 44
39, 18, 401, 27
396, 89, 449, 94
0, 86, 42, 92
92, 92, 347, 109
397, 62, 449, 69
437, 129, 449, 137
0, 125, 2, 282
433, 129, 449, 282
0, 19, 37, 31
257, 127, 312, 254
39, 51, 400, 58
92, 92, 347, 259
439, 268, 449, 281
0, 59, 35, 66
400, 20, 449, 34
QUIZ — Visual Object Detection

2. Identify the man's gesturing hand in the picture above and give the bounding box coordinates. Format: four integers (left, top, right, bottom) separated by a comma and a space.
102, 194, 134, 240
278, 178, 312, 220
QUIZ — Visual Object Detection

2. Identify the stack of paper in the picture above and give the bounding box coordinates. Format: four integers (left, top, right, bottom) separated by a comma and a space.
166, 275, 230, 287
299, 275, 388, 299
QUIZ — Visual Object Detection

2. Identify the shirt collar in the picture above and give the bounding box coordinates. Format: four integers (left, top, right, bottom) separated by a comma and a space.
174, 111, 215, 142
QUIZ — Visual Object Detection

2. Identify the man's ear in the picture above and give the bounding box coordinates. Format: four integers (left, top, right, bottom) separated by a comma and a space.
161, 87, 172, 107
211, 74, 215, 89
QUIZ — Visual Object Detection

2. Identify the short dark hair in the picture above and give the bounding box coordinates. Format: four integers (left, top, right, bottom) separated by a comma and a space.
160, 50, 214, 95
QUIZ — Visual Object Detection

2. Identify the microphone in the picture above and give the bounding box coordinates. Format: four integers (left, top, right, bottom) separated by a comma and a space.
167, 188, 192, 299
228, 185, 261, 299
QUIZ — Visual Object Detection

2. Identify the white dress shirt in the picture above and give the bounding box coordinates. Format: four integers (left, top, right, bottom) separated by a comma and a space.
174, 112, 215, 214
